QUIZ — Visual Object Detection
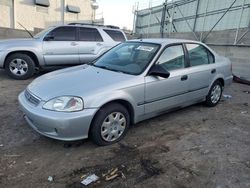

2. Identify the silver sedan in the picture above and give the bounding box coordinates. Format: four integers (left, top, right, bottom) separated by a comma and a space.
18, 39, 233, 145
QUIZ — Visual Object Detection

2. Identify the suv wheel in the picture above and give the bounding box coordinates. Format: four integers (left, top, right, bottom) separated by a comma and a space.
90, 103, 130, 146
205, 80, 223, 107
5, 53, 35, 80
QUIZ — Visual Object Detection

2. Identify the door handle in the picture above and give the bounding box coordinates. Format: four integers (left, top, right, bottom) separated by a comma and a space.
71, 42, 78, 46
181, 75, 188, 81
211, 69, 216, 74
96, 43, 103, 46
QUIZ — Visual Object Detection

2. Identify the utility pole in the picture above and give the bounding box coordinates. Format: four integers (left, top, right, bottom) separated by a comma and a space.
61, 0, 65, 25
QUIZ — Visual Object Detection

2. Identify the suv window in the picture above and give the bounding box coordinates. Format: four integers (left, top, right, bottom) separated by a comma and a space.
157, 45, 185, 71
103, 29, 126, 42
186, 44, 213, 66
48, 27, 76, 41
79, 27, 103, 42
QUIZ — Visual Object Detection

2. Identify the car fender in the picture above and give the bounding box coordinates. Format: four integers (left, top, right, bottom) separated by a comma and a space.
86, 90, 140, 123
2, 46, 44, 66
208, 73, 225, 93
89, 90, 137, 110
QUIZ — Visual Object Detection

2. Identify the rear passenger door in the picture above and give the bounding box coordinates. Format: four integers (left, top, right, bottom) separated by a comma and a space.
77, 27, 106, 63
145, 44, 190, 114
184, 43, 216, 101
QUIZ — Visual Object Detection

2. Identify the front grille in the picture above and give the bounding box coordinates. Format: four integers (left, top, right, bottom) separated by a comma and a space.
24, 90, 41, 106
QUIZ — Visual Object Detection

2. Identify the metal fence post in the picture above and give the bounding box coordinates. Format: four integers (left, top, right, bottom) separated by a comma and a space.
193, 0, 200, 32
234, 0, 245, 45
147, 0, 152, 38
132, 2, 139, 35
200, 0, 209, 41
169, 3, 175, 36
160, 2, 167, 38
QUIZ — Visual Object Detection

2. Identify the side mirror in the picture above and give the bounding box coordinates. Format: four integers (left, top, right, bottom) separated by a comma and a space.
44, 35, 54, 41
148, 64, 170, 78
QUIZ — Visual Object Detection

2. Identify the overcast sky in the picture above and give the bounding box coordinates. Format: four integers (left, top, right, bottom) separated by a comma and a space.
97, 0, 164, 30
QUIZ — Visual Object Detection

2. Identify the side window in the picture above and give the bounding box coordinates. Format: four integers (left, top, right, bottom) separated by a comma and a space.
186, 44, 210, 66
157, 45, 185, 71
207, 50, 215, 64
79, 27, 103, 42
48, 27, 76, 41
103, 29, 126, 42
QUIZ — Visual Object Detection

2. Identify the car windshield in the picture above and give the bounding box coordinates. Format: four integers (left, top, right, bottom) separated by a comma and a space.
93, 42, 160, 75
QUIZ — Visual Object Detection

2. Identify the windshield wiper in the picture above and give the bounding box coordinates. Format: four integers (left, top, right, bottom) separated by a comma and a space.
93, 65, 112, 70
93, 64, 125, 74
87, 60, 96, 65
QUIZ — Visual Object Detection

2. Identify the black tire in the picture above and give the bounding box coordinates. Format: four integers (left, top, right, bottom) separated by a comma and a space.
5, 53, 36, 80
90, 103, 130, 146
205, 80, 223, 107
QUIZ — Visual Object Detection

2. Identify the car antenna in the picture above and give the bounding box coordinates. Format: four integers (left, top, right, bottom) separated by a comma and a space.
17, 22, 34, 38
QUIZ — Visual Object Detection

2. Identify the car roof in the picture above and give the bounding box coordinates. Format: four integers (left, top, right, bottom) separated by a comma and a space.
61, 24, 122, 31
129, 38, 218, 57
129, 38, 202, 45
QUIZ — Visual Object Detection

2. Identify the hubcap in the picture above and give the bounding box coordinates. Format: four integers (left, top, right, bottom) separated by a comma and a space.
211, 84, 221, 104
101, 112, 126, 142
9, 58, 28, 76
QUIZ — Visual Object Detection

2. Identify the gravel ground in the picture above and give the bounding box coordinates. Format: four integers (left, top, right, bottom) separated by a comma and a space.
0, 70, 249, 188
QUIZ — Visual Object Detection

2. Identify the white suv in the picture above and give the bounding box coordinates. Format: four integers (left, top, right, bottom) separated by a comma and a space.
0, 23, 127, 79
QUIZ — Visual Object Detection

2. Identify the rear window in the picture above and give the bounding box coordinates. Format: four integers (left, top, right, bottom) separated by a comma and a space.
207, 50, 215, 64
104, 29, 126, 42
79, 27, 103, 42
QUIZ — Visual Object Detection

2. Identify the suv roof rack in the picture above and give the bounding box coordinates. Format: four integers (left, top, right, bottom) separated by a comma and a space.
68, 23, 120, 29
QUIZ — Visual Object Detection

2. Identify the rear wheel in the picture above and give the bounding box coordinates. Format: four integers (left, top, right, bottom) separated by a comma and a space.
90, 103, 130, 146
5, 53, 35, 80
205, 80, 223, 107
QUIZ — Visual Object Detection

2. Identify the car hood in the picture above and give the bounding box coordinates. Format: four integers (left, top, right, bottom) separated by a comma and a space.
27, 65, 136, 101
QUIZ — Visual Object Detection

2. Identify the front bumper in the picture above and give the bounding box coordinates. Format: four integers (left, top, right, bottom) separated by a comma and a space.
18, 91, 98, 141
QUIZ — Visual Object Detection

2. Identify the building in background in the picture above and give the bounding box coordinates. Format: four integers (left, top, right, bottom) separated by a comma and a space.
0, 0, 103, 32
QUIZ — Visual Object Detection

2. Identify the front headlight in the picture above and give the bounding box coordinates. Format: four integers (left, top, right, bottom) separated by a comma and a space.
43, 96, 83, 112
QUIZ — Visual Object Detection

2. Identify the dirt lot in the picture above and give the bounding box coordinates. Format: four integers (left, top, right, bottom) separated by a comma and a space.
0, 70, 249, 188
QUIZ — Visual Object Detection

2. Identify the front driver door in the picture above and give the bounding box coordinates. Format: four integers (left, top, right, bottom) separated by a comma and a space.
145, 44, 190, 115
43, 26, 79, 65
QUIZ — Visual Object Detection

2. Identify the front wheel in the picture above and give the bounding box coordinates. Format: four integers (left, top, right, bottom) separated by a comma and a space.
205, 81, 223, 107
90, 103, 130, 146
5, 53, 35, 80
